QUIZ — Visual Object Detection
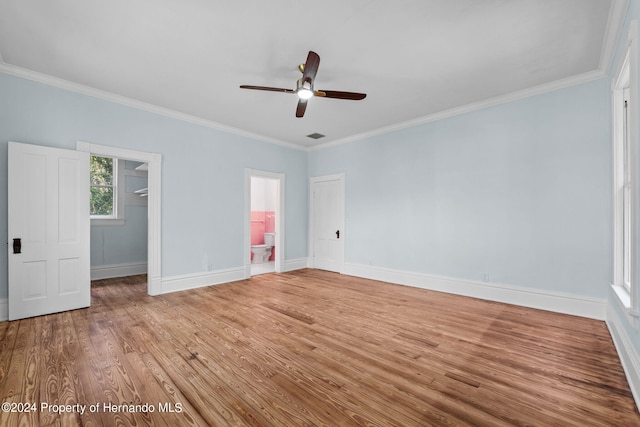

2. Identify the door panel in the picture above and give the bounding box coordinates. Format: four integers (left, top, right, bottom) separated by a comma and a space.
8, 142, 90, 320
24, 261, 47, 300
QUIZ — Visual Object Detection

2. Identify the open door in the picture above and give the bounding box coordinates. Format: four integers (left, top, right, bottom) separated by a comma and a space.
8, 142, 90, 320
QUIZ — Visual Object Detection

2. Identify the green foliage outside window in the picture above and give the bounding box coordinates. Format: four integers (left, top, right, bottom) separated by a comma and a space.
90, 156, 115, 216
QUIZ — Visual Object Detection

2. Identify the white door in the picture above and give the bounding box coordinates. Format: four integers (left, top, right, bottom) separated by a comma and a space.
311, 174, 345, 272
8, 142, 90, 320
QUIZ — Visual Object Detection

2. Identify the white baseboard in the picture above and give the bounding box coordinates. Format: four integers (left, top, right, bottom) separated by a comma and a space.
160, 267, 246, 295
607, 300, 640, 407
282, 257, 310, 272
342, 263, 607, 320
91, 262, 147, 280
160, 258, 309, 295
0, 298, 7, 322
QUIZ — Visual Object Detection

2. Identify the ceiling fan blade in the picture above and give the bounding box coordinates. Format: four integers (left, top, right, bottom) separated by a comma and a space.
240, 85, 295, 94
302, 51, 320, 84
316, 90, 367, 100
296, 99, 308, 118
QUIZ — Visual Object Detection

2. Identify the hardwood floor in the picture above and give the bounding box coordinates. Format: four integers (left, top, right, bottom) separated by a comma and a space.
0, 269, 638, 426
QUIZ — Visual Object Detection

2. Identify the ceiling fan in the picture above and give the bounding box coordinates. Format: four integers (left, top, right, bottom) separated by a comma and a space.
240, 51, 366, 118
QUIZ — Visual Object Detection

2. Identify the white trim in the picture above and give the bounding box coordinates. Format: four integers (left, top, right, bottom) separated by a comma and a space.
244, 169, 286, 278
77, 142, 162, 295
159, 259, 307, 295
309, 0, 628, 151
600, 0, 631, 75
613, 283, 634, 313
607, 298, 640, 407
0, 63, 302, 151
160, 268, 245, 295
0, 36, 622, 155
91, 262, 147, 280
312, 70, 606, 151
342, 263, 607, 320
0, 298, 7, 322
91, 218, 125, 226
282, 258, 310, 272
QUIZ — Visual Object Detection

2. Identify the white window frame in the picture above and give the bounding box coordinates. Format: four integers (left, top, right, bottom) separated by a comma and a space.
612, 20, 639, 318
90, 156, 125, 226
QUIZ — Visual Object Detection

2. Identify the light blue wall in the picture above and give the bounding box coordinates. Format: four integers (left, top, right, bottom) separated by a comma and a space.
90, 161, 148, 267
310, 78, 612, 298
0, 33, 621, 306
91, 205, 148, 266
0, 72, 308, 299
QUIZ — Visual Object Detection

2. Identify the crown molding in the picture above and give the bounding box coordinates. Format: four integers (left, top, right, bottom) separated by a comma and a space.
1, 0, 629, 155
311, 69, 606, 151
0, 59, 612, 154
312, 0, 629, 151
0, 62, 306, 152
600, 0, 631, 76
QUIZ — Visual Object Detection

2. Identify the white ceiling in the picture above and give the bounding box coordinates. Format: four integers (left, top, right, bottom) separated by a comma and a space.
0, 0, 627, 149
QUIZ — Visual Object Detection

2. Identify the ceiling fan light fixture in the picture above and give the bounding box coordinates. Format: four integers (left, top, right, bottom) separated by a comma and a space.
296, 79, 314, 99
297, 88, 314, 99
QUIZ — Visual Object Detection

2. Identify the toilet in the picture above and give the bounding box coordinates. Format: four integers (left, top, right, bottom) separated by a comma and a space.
251, 233, 275, 263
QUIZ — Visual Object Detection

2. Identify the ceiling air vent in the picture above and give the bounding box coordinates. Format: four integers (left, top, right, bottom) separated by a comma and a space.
306, 133, 325, 140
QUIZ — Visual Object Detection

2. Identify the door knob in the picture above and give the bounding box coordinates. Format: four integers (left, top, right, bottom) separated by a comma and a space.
13, 238, 21, 254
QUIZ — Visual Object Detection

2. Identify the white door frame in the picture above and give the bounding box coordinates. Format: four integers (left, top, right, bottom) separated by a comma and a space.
309, 173, 345, 272
77, 142, 163, 295
244, 169, 285, 277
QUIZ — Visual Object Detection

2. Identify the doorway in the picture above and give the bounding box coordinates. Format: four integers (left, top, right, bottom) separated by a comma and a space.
89, 156, 148, 286
77, 142, 162, 295
245, 169, 284, 277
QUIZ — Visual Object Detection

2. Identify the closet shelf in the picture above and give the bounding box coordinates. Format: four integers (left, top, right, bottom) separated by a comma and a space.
134, 187, 148, 197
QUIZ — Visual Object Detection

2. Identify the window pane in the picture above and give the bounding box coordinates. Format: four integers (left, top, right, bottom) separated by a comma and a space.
624, 185, 631, 290
90, 186, 114, 216
91, 155, 113, 185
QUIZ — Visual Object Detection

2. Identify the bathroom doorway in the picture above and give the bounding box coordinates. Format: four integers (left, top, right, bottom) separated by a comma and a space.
244, 169, 285, 277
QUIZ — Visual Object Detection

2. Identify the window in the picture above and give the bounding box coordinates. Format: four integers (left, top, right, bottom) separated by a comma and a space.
90, 155, 116, 216
613, 21, 639, 317
90, 155, 124, 225
623, 89, 631, 294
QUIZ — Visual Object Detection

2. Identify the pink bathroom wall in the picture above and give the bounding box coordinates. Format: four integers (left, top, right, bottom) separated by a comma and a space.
251, 211, 265, 245
264, 211, 275, 233
251, 211, 276, 261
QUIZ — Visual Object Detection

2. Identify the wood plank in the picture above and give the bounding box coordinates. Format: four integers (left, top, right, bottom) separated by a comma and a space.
0, 271, 638, 426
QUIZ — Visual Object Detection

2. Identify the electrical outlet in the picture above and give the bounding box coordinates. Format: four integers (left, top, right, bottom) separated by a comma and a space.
483, 273, 489, 282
